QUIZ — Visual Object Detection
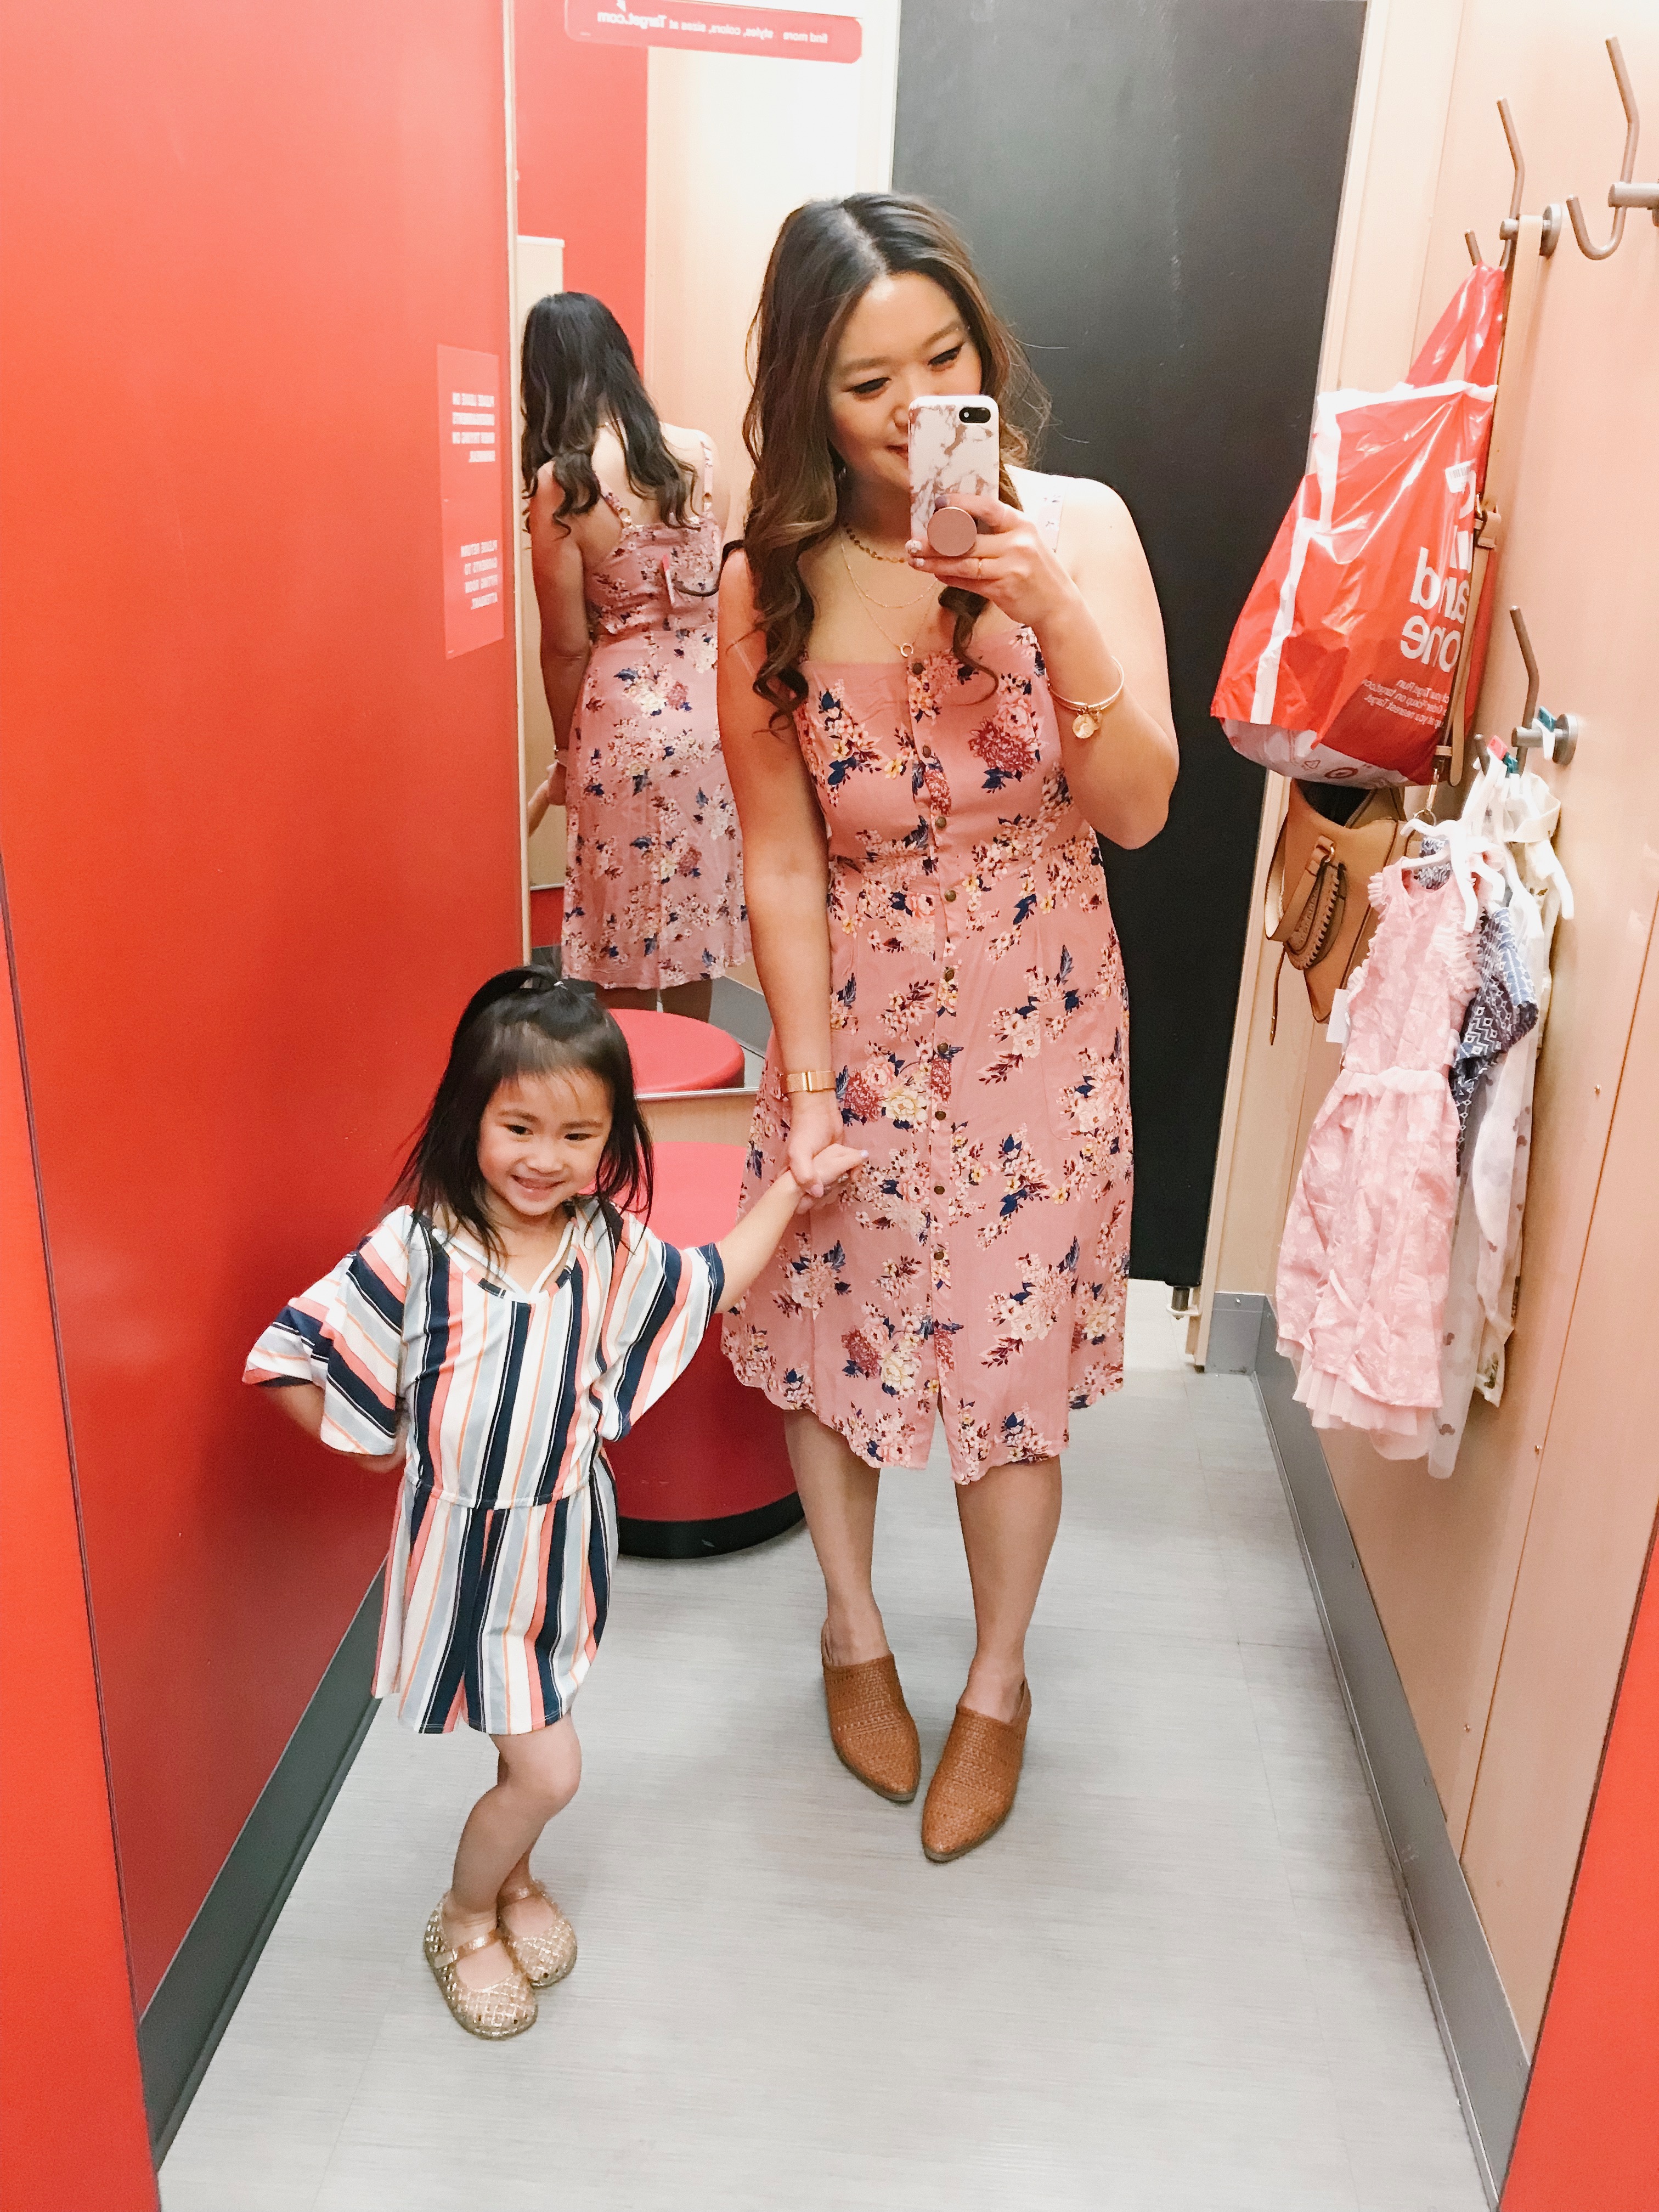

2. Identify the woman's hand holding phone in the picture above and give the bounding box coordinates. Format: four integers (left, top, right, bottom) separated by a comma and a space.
906, 492, 1081, 634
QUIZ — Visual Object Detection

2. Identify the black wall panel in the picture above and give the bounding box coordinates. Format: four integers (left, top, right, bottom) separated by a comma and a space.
894, 0, 1365, 1284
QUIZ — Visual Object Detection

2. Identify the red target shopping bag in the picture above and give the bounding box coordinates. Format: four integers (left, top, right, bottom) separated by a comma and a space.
1214, 263, 1505, 785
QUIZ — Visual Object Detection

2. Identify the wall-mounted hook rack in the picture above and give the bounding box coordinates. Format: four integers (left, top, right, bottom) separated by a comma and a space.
1508, 606, 1579, 765
1567, 38, 1658, 259
1466, 100, 1562, 265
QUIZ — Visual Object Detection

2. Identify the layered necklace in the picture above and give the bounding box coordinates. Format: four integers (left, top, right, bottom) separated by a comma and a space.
838, 526, 941, 661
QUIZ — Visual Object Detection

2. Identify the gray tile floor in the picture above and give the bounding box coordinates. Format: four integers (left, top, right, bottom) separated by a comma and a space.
161, 1288, 1486, 2211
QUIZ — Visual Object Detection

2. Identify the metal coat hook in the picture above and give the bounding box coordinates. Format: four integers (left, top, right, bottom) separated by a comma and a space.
1509, 607, 1580, 765
1567, 38, 1659, 259
1466, 100, 1562, 265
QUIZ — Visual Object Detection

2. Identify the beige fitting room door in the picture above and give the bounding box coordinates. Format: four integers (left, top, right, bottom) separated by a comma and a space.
515, 233, 565, 896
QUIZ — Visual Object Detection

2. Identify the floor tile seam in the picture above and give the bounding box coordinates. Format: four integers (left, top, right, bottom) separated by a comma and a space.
1234, 1649, 1365, 2177
1194, 1424, 1332, 1661
301, 1936, 431, 2211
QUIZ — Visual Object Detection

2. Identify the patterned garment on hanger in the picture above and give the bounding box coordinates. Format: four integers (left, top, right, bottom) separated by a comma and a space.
1448, 902, 1537, 1161
1276, 849, 1479, 1457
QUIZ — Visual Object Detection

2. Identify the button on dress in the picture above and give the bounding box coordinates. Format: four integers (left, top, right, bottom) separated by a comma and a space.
723, 627, 1133, 1484
562, 455, 750, 993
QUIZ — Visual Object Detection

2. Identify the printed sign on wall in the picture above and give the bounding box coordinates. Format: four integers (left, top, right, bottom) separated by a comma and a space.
437, 346, 505, 659
565, 0, 861, 63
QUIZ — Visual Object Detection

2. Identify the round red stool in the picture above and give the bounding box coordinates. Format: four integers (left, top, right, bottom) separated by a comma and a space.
611, 1008, 744, 1093
607, 1142, 801, 1559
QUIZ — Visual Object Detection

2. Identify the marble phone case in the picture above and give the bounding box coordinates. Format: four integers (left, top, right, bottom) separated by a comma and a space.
908, 397, 1000, 547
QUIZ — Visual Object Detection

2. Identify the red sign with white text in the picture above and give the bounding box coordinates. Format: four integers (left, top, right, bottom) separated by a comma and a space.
436, 345, 505, 659
564, 0, 861, 63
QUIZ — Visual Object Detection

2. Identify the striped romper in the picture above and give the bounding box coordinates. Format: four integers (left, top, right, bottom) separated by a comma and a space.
244, 1200, 724, 1734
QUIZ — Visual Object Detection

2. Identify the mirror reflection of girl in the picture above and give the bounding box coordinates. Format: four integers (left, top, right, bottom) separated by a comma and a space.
522, 294, 749, 1022
245, 972, 861, 2038
719, 196, 1178, 1861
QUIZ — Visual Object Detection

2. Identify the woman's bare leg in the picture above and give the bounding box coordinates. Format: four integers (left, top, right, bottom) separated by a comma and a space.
442, 1719, 581, 1989
785, 1409, 887, 1666
599, 985, 659, 1013
659, 978, 714, 1022
955, 1455, 1062, 1723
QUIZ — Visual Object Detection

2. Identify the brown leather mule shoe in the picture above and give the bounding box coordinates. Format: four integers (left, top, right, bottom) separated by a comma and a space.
921, 1683, 1031, 1862
821, 1634, 922, 1803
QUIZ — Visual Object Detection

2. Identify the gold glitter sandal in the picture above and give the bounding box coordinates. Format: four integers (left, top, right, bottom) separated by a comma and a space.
423, 1904, 538, 2038
497, 1877, 577, 1990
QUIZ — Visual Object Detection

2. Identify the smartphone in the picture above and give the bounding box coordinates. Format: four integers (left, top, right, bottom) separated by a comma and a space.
909, 396, 1000, 557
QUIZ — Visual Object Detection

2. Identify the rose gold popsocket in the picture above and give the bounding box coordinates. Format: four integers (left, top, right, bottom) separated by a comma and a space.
926, 505, 979, 558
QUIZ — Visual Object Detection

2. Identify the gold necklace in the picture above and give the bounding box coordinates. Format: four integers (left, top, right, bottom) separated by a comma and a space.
838, 534, 938, 610
843, 518, 912, 565
838, 536, 940, 659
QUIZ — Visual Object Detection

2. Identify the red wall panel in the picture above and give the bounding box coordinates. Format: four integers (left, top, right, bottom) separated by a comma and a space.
1502, 1531, 1659, 2209
514, 0, 649, 357
0, 1, 520, 2007
1, 914, 157, 2211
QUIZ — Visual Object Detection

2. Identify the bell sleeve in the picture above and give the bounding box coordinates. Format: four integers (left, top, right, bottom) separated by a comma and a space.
593, 1217, 725, 1441
243, 1210, 412, 1455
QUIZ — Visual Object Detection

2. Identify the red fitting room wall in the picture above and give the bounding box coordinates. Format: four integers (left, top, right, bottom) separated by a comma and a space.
1502, 1539, 1659, 2209
1, 920, 157, 2210
0, 0, 520, 2019
514, 0, 648, 354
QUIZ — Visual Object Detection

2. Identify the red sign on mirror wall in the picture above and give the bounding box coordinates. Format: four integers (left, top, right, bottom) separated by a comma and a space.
436, 345, 505, 659
564, 0, 861, 63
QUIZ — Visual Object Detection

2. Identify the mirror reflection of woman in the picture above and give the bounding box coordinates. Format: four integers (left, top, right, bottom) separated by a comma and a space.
719, 196, 1178, 1861
523, 294, 749, 1019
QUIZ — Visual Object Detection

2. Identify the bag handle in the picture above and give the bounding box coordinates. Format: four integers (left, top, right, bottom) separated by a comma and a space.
1431, 222, 1546, 782
1407, 262, 1506, 388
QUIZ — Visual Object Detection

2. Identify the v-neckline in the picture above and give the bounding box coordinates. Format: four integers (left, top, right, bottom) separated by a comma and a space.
433, 1209, 578, 1300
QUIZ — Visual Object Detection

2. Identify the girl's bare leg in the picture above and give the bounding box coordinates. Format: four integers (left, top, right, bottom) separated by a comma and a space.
785, 1409, 887, 1666
443, 1719, 581, 1989
955, 1455, 1062, 1723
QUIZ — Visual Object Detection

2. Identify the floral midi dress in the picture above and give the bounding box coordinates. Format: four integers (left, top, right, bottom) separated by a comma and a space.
562, 448, 749, 992
724, 530, 1133, 1483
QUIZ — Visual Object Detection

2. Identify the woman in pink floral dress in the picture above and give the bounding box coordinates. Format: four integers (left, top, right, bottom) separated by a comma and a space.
719, 198, 1178, 1860
523, 292, 748, 1017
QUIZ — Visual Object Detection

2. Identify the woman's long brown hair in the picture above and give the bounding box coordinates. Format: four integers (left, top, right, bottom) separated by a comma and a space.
522, 291, 693, 526
742, 194, 1048, 724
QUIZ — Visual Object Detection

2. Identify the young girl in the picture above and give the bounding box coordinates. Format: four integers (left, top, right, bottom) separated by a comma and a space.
246, 969, 862, 2038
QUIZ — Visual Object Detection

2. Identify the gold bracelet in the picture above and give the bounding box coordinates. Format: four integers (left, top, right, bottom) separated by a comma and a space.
1049, 657, 1127, 739
785, 1068, 836, 1095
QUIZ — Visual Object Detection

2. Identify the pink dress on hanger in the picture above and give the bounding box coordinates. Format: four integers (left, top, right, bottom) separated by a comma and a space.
562, 447, 749, 992
1276, 860, 1480, 1457
724, 476, 1132, 1483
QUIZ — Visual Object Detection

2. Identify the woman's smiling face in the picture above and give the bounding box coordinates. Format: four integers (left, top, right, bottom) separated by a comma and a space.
827, 272, 982, 504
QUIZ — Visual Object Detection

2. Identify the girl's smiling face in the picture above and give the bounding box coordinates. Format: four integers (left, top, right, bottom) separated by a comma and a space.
827, 271, 982, 503
477, 1067, 613, 1227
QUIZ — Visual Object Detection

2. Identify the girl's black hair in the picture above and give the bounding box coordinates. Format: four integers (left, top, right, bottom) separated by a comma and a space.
393, 969, 652, 1259
520, 291, 694, 526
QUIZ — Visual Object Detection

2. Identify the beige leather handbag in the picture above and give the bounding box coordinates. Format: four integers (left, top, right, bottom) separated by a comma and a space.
1266, 783, 1417, 1037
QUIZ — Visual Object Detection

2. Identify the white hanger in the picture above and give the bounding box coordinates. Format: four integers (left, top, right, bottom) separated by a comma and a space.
1396, 812, 1506, 930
